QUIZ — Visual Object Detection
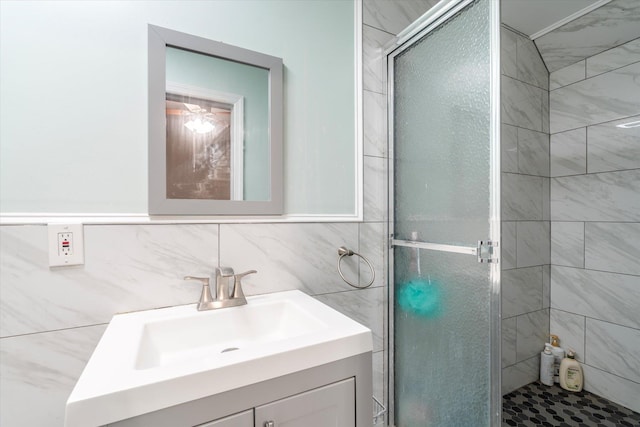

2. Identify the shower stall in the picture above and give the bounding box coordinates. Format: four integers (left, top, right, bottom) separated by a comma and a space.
387, 0, 501, 425
385, 0, 640, 425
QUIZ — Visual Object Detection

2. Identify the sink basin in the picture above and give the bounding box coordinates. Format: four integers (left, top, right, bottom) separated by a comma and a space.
135, 296, 326, 370
64, 290, 372, 427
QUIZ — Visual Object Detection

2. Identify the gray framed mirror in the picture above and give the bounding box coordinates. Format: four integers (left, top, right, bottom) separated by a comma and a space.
148, 24, 283, 215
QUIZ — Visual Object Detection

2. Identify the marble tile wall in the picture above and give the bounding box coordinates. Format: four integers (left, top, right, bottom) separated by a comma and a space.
549, 37, 640, 413
500, 25, 551, 395
0, 1, 413, 424
534, 0, 640, 73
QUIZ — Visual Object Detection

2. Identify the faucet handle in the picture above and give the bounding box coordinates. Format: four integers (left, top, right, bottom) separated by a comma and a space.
232, 270, 257, 300
184, 276, 209, 285
184, 276, 214, 309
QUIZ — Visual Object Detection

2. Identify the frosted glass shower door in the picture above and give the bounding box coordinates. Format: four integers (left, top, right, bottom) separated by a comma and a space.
389, 0, 500, 426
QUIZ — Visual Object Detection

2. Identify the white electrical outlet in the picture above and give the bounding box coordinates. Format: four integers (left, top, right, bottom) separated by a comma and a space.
48, 223, 84, 267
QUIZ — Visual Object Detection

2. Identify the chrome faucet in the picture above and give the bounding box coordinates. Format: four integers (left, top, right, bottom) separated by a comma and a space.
184, 267, 257, 311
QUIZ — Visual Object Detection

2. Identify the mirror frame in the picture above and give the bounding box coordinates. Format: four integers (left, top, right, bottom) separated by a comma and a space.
148, 24, 283, 215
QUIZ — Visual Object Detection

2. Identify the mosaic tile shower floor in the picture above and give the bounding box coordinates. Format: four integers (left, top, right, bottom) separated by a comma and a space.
502, 382, 640, 427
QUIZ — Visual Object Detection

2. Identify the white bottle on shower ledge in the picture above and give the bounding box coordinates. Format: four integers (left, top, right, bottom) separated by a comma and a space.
549, 334, 565, 383
540, 343, 554, 386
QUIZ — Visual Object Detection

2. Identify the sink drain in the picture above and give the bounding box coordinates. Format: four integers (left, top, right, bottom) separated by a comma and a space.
221, 347, 239, 353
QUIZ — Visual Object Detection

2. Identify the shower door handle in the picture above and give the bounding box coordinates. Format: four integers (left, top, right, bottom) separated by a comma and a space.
391, 238, 477, 255
391, 238, 499, 263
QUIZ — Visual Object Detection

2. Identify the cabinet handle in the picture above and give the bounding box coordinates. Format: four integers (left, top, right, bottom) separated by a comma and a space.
264, 422, 275, 427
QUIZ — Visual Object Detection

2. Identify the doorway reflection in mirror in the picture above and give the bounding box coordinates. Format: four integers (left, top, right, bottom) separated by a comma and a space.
166, 92, 241, 201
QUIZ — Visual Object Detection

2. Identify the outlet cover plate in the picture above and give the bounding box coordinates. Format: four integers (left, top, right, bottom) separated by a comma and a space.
48, 223, 84, 267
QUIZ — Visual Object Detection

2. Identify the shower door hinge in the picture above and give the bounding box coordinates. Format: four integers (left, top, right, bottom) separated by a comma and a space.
477, 240, 498, 263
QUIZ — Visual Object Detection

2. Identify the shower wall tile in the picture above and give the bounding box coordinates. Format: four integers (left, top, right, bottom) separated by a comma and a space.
542, 90, 549, 134
502, 266, 542, 318
502, 76, 544, 132
502, 173, 543, 220
586, 37, 640, 78
542, 178, 550, 221
582, 365, 640, 413
363, 25, 394, 94
550, 128, 586, 177
549, 60, 585, 90
551, 221, 584, 268
502, 317, 517, 367
0, 224, 219, 337
501, 27, 518, 79
363, 0, 438, 35
501, 124, 518, 173
315, 287, 384, 352
551, 266, 640, 329
551, 170, 640, 221
359, 221, 386, 288
549, 309, 585, 362
516, 309, 550, 362
542, 265, 550, 309
585, 318, 640, 383
550, 62, 640, 134
517, 128, 549, 177
502, 356, 539, 395
516, 221, 550, 268
364, 90, 388, 158
548, 21, 640, 407
0, 325, 106, 427
364, 155, 388, 222
501, 221, 517, 270
219, 223, 358, 296
516, 36, 548, 90
585, 222, 640, 276
588, 115, 640, 173
534, 0, 640, 72
500, 25, 550, 395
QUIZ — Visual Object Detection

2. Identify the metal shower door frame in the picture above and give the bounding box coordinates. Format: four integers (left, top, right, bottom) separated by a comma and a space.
386, 0, 501, 425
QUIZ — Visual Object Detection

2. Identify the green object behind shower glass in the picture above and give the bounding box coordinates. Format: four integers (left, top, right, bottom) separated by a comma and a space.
397, 277, 442, 317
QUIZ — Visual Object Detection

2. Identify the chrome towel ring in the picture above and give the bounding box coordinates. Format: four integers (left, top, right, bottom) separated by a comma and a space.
337, 246, 376, 289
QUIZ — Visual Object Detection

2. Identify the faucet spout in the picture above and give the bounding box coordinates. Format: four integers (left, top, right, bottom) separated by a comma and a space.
215, 266, 235, 301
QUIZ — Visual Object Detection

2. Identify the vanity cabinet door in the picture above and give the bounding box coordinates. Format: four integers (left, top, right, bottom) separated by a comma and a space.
196, 409, 253, 427
254, 378, 355, 427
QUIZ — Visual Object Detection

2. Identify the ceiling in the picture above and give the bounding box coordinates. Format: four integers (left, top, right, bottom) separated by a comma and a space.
501, 0, 608, 39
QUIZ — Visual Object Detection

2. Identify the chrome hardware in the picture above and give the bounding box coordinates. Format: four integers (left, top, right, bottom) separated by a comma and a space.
337, 246, 375, 289
185, 266, 256, 311
391, 238, 478, 255
183, 276, 214, 311
215, 266, 235, 301
232, 270, 257, 301
264, 422, 275, 427
477, 240, 498, 263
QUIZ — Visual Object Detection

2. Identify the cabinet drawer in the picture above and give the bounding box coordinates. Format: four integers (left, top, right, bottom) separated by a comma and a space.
255, 378, 355, 427
196, 409, 253, 427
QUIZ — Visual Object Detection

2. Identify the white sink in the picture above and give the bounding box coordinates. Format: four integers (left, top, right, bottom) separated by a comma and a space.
64, 290, 372, 427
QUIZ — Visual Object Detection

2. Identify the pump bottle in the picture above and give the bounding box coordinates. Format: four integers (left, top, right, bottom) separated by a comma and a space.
539, 343, 554, 386
559, 349, 583, 392
549, 334, 565, 383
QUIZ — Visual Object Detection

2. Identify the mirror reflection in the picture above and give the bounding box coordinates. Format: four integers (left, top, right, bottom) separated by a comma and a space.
166, 92, 235, 201
165, 46, 270, 202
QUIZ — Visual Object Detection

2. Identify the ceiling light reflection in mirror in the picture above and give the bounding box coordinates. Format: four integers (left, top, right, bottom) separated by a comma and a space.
165, 46, 270, 203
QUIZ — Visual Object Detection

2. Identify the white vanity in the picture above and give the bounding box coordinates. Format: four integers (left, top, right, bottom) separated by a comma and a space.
64, 290, 372, 427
